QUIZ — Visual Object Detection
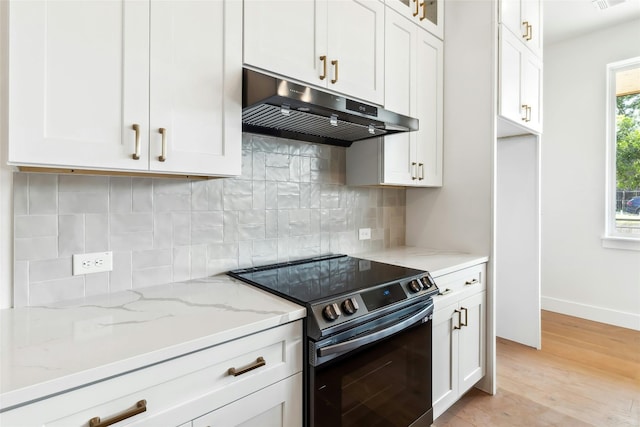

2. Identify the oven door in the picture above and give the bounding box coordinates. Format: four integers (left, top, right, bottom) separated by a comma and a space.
309, 301, 433, 427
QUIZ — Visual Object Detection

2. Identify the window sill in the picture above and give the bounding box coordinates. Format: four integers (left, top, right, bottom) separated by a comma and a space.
601, 236, 640, 251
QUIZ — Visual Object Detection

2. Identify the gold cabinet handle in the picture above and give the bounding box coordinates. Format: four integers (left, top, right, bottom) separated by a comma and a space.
453, 309, 462, 330
420, 1, 427, 21
158, 127, 167, 162
319, 55, 327, 80
465, 278, 479, 285
228, 356, 266, 377
521, 104, 528, 121
331, 59, 339, 84
413, 0, 419, 16
527, 105, 532, 122
461, 307, 468, 327
411, 162, 418, 180
522, 21, 532, 41
132, 124, 141, 160
89, 400, 147, 427
418, 163, 424, 180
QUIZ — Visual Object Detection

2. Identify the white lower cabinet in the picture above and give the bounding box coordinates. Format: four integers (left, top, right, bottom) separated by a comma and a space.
192, 373, 302, 427
432, 264, 486, 420
0, 321, 302, 427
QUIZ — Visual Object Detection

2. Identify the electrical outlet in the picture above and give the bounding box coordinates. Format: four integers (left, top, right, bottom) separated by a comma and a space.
73, 251, 113, 275
358, 228, 372, 240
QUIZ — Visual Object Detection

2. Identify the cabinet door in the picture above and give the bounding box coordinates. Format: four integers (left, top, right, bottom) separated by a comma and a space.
382, 9, 416, 185
415, 28, 443, 186
499, 26, 542, 134
500, 0, 541, 57
385, 0, 444, 39
149, 0, 241, 176
432, 302, 459, 419
326, 0, 385, 104
499, 0, 522, 42
243, 0, 323, 86
498, 26, 526, 126
522, 52, 542, 133
521, 0, 542, 56
192, 373, 302, 427
8, 0, 149, 170
457, 291, 486, 394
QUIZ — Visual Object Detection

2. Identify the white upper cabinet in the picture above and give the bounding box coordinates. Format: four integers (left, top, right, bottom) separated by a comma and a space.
385, 0, 444, 40
498, 25, 542, 134
243, 0, 321, 85
243, 0, 385, 105
347, 9, 443, 187
499, 0, 542, 57
148, 1, 241, 175
8, 0, 242, 177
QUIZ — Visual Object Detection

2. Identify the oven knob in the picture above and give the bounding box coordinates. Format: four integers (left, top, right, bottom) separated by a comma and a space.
408, 279, 422, 293
322, 303, 341, 322
341, 298, 359, 315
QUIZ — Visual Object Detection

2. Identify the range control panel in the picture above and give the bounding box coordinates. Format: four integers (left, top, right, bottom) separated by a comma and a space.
310, 273, 439, 331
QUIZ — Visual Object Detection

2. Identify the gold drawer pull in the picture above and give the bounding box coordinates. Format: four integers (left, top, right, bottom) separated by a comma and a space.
413, 0, 419, 17
461, 307, 468, 327
89, 400, 147, 427
331, 59, 339, 84
465, 278, 479, 285
453, 309, 462, 330
420, 1, 427, 21
132, 124, 141, 160
228, 356, 266, 377
158, 127, 167, 162
319, 55, 327, 80
438, 288, 452, 295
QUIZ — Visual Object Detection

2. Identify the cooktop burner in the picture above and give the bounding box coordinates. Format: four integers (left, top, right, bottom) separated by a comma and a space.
228, 254, 428, 304
229, 254, 439, 341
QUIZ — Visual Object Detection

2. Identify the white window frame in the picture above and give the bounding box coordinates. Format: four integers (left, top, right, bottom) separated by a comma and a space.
603, 56, 640, 251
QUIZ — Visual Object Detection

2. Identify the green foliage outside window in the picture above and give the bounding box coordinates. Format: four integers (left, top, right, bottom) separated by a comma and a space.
616, 93, 640, 191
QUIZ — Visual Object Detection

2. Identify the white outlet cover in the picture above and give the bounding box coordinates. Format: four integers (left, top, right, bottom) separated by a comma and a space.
358, 228, 372, 240
73, 251, 113, 275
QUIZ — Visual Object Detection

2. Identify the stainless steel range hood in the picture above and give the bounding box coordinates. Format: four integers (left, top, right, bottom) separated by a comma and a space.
242, 68, 419, 147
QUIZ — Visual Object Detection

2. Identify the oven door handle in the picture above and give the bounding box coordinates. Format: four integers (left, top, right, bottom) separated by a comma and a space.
317, 302, 433, 358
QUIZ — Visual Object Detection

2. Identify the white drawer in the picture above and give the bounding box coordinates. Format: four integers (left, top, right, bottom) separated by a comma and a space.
1, 321, 303, 427
432, 264, 486, 309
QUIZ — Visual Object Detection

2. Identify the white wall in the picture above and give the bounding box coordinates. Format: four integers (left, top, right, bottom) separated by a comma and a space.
496, 135, 540, 348
542, 19, 640, 330
1, 0, 12, 310
406, 0, 497, 394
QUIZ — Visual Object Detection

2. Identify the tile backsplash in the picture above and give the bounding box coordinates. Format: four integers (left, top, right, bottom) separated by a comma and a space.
13, 134, 406, 307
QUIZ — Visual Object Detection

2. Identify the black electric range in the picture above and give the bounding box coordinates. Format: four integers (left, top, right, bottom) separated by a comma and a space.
229, 254, 439, 427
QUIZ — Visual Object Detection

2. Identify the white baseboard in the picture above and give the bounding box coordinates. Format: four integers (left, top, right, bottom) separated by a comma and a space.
541, 296, 640, 331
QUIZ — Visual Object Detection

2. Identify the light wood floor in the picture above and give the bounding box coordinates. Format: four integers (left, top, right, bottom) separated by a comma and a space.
433, 310, 640, 426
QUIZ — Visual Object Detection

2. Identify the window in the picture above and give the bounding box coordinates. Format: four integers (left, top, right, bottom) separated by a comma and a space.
605, 57, 640, 249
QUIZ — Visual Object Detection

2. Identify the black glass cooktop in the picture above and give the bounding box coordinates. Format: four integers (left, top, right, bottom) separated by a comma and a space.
228, 254, 427, 304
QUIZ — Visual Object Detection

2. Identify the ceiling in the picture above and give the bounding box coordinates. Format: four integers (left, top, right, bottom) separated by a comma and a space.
544, 0, 640, 45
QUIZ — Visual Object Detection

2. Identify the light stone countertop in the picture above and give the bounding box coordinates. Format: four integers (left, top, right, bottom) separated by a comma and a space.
0, 246, 488, 412
0, 274, 306, 411
357, 246, 489, 277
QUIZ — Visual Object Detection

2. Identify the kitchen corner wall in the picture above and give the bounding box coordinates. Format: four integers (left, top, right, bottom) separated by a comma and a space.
13, 134, 406, 307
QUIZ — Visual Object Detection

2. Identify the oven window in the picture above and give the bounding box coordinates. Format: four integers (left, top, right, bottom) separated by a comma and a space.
312, 321, 432, 427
